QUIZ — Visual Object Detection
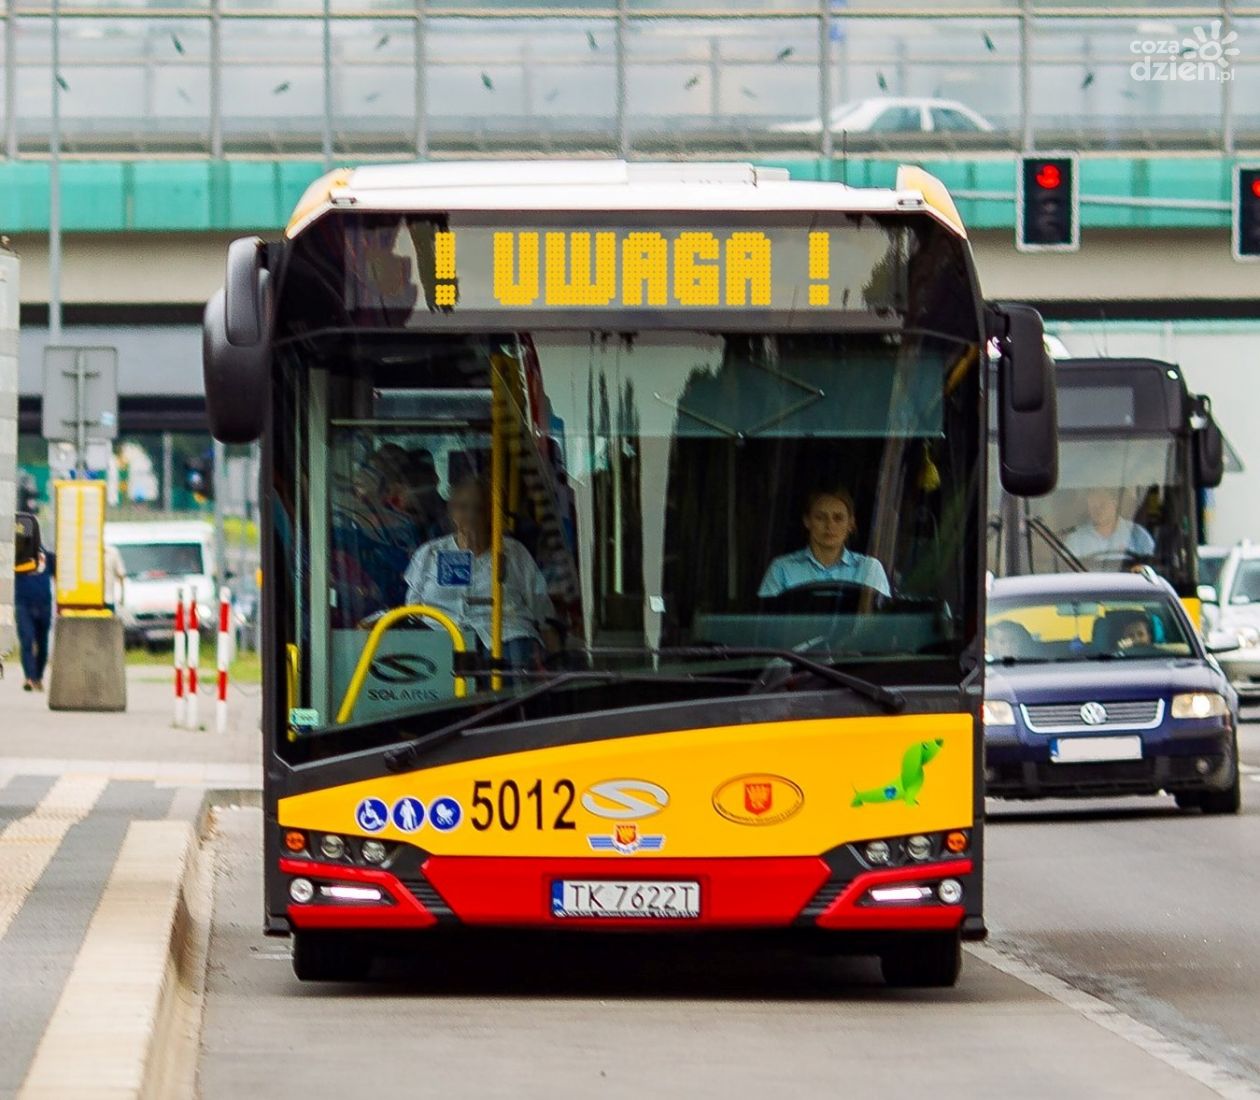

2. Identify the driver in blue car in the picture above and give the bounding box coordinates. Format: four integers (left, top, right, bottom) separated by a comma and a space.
757, 485, 891, 599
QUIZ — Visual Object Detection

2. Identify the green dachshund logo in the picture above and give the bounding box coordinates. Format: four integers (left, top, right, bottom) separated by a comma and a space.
852, 738, 944, 807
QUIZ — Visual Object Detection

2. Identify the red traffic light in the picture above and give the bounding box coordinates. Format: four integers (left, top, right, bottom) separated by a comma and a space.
1251, 178, 1260, 199
1035, 163, 1062, 190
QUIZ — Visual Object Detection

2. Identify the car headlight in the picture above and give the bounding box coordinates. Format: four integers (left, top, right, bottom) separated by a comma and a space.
982, 700, 1015, 725
1170, 692, 1227, 719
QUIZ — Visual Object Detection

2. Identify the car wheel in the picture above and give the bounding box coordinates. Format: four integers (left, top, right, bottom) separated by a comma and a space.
880, 932, 961, 988
291, 931, 374, 982
1200, 771, 1241, 816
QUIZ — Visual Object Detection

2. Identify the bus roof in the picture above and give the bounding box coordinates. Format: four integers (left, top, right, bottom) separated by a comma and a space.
285, 160, 967, 241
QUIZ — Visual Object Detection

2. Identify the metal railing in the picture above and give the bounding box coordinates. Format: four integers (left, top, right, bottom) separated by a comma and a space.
2, 1, 1258, 161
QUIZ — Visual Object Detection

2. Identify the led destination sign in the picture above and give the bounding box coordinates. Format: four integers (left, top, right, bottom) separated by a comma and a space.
344, 220, 913, 317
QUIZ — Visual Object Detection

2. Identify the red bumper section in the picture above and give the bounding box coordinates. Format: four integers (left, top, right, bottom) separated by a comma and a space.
283, 856, 970, 932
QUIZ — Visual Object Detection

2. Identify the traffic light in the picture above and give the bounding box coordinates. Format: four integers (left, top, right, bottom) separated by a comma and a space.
1017, 154, 1079, 253
1232, 165, 1260, 261
184, 454, 213, 502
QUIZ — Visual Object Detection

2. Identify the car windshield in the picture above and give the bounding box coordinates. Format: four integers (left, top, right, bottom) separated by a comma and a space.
1198, 551, 1226, 591
115, 542, 205, 578
1227, 559, 1260, 605
986, 595, 1194, 663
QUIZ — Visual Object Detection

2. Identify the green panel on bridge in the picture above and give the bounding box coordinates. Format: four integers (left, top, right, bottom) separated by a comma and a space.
0, 157, 1236, 234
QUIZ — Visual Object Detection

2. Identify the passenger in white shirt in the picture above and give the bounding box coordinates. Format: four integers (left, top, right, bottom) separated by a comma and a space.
403, 475, 555, 669
1063, 488, 1156, 564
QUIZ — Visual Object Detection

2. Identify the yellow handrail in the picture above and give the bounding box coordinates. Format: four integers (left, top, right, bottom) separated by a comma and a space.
335, 605, 469, 724
490, 355, 507, 692
285, 643, 300, 742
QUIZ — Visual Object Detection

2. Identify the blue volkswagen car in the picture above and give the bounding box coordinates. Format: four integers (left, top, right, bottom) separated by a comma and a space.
983, 572, 1240, 814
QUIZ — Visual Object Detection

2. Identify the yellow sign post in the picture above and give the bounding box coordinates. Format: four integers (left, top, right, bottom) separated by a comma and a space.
53, 479, 107, 610
48, 479, 126, 711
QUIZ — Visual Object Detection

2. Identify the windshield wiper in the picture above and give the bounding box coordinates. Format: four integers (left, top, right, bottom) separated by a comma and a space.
1047, 653, 1122, 662
591, 646, 905, 714
381, 668, 746, 773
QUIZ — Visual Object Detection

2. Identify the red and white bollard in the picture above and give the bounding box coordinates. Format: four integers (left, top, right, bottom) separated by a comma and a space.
173, 586, 186, 727
216, 587, 231, 734
186, 592, 200, 730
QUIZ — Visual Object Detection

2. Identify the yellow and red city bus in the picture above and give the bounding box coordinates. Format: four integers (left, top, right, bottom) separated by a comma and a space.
202, 160, 1055, 986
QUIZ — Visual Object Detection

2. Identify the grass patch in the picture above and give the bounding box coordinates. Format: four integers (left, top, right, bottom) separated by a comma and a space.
125, 639, 262, 684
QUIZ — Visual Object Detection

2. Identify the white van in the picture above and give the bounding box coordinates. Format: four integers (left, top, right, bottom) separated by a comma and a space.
105, 521, 216, 649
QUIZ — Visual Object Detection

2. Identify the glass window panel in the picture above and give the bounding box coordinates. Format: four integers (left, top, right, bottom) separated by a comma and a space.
426, 18, 617, 154
331, 18, 415, 153
437, 0, 614, 9
1228, 19, 1259, 149
632, 0, 813, 10
14, 0, 208, 7
330, 0, 415, 10
221, 1, 323, 12
221, 17, 325, 152
13, 17, 210, 153
626, 17, 818, 150
830, 17, 1017, 148
1030, 16, 1225, 150
835, 0, 1017, 7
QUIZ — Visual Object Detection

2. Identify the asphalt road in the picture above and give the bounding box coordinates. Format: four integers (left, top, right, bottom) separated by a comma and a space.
196, 722, 1260, 1099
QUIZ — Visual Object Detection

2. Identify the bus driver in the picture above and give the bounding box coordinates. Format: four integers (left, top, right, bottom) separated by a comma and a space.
758, 485, 891, 599
403, 475, 556, 669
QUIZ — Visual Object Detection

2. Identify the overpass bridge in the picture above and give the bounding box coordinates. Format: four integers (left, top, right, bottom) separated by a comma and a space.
4, 152, 1258, 538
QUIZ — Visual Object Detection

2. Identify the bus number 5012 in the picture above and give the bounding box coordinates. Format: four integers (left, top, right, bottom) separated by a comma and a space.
470, 779, 577, 831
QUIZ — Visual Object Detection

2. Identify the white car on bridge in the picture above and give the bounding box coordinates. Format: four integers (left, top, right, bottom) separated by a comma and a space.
773, 96, 996, 136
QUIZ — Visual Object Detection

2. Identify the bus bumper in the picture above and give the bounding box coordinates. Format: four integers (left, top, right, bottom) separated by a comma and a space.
280, 855, 971, 933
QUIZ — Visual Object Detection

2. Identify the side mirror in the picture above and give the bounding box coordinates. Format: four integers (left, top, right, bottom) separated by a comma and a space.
203, 237, 272, 444
1231, 594, 1251, 606
988, 302, 1058, 497
14, 512, 40, 573
1197, 584, 1219, 605
1192, 396, 1225, 489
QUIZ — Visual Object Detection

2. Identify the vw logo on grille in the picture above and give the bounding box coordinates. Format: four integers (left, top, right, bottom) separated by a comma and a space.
1079, 701, 1109, 726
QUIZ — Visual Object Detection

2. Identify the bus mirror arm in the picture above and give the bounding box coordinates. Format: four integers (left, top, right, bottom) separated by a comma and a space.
988, 302, 1058, 499
203, 238, 274, 444
1191, 395, 1225, 490
225, 236, 268, 347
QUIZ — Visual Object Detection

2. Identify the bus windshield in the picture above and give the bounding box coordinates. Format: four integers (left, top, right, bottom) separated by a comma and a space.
278, 327, 980, 735
988, 435, 1192, 587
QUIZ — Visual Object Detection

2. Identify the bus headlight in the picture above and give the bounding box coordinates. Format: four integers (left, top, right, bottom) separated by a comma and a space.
906, 834, 932, 861
938, 879, 964, 905
982, 700, 1015, 725
319, 835, 345, 860
864, 840, 892, 865
1171, 692, 1227, 719
289, 877, 314, 904
361, 840, 387, 865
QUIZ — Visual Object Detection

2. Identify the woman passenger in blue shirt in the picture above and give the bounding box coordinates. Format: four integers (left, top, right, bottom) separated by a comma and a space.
758, 486, 891, 599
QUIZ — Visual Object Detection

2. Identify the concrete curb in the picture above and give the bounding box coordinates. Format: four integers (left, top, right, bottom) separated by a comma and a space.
17, 788, 255, 1100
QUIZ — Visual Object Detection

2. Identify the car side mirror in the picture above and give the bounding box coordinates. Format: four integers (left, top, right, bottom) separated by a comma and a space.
987, 302, 1058, 497
1206, 630, 1240, 654
14, 512, 40, 573
1197, 584, 1219, 605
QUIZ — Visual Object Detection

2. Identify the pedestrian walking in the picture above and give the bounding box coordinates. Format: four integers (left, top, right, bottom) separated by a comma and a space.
15, 549, 55, 692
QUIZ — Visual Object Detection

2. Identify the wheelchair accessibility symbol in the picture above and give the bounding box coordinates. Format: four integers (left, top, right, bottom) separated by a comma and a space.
355, 797, 389, 833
